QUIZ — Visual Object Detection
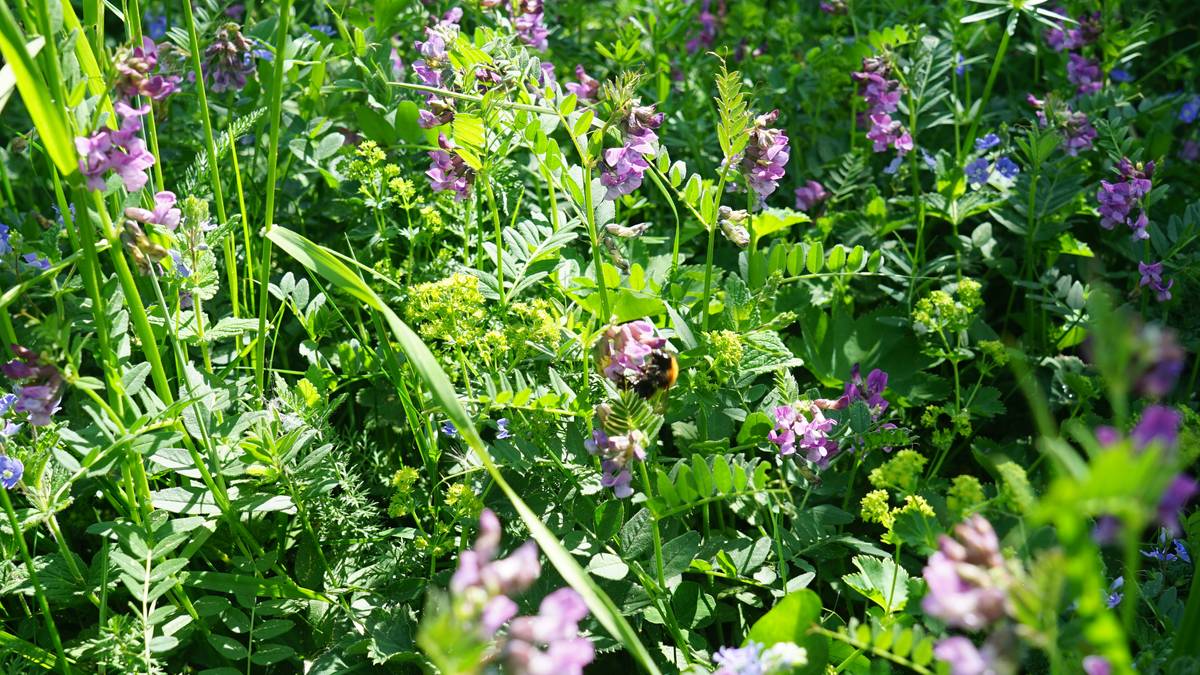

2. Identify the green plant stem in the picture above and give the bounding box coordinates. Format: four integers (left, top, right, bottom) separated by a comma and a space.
483, 177, 506, 306
1, 488, 72, 673
962, 18, 1013, 157
700, 172, 730, 331
181, 0, 238, 320
255, 0, 295, 396
582, 166, 611, 320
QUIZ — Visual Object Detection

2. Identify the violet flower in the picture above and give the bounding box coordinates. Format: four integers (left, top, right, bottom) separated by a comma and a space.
1105, 576, 1124, 608
450, 509, 542, 637
844, 364, 889, 419
965, 158, 990, 187
921, 515, 1011, 631
426, 134, 475, 201
2, 346, 63, 427
768, 401, 841, 467
565, 65, 600, 102
712, 641, 808, 674
1083, 656, 1112, 675
503, 588, 594, 675
125, 191, 182, 231
1097, 158, 1154, 240
1137, 261, 1173, 302
594, 320, 670, 391
114, 37, 182, 103
512, 0, 549, 51
794, 180, 829, 212
975, 133, 1000, 151
204, 23, 257, 93
1179, 95, 1200, 124
585, 427, 647, 499
933, 632, 1016, 675
0, 223, 10, 255
1158, 475, 1197, 536
687, 0, 721, 54
738, 110, 790, 202
994, 157, 1019, 179
1067, 53, 1103, 96
1131, 405, 1181, 451
600, 104, 663, 201
75, 103, 156, 193
853, 58, 912, 160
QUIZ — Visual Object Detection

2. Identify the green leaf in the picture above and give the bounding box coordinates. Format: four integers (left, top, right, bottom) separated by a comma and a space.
890, 510, 942, 554
266, 226, 661, 675
745, 589, 829, 673
587, 553, 629, 581
0, 9, 75, 175
805, 241, 824, 274
841, 555, 910, 613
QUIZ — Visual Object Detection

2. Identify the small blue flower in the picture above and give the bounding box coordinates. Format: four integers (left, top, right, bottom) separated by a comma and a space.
1175, 539, 1191, 564
921, 148, 936, 170
22, 253, 50, 271
883, 155, 903, 175
496, 418, 512, 440
0, 224, 11, 255
145, 13, 168, 40
441, 421, 458, 438
0, 455, 22, 489
1105, 576, 1124, 608
965, 158, 991, 187
995, 156, 1020, 179
1110, 68, 1133, 83
169, 250, 192, 278
0, 393, 14, 416
311, 24, 336, 36
955, 53, 967, 76
975, 133, 1001, 151
1179, 95, 1200, 124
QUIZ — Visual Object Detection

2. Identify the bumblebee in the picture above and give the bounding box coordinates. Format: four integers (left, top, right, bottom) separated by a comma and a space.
633, 350, 679, 399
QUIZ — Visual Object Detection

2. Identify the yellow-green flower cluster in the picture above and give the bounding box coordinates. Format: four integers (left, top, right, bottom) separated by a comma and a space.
995, 461, 1034, 514
860, 489, 937, 543
912, 278, 983, 336
406, 273, 488, 344
445, 483, 482, 519
868, 449, 928, 493
388, 466, 421, 517
706, 330, 745, 370
947, 474, 986, 517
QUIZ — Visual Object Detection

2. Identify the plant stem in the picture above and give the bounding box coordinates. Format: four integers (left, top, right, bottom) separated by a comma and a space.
700, 172, 730, 331
1, 488, 72, 673
962, 17, 1013, 154
483, 177, 506, 306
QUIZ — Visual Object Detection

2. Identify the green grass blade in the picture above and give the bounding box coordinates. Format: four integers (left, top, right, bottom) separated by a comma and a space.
0, 5, 76, 176
265, 225, 662, 675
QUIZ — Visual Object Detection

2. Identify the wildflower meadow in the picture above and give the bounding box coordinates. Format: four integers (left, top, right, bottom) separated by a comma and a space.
1, 0, 1200, 672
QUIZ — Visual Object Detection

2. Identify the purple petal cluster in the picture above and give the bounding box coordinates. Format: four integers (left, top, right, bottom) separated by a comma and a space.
1029, 94, 1097, 155
853, 58, 912, 158
0, 223, 10, 256
565, 65, 600, 102
1180, 95, 1200, 124
712, 641, 808, 674
600, 105, 663, 201
114, 37, 181, 102
2, 346, 63, 427
933, 632, 1016, 675
595, 320, 669, 390
75, 103, 157, 193
768, 401, 840, 467
844, 364, 889, 419
793, 179, 829, 212
512, 0, 549, 51
503, 588, 595, 674
412, 9, 463, 128
1044, 9, 1101, 52
1142, 529, 1191, 563
203, 23, 257, 93
125, 191, 182, 231
819, 0, 847, 15
451, 509, 542, 636
922, 515, 1011, 631
686, 0, 722, 54
1097, 158, 1154, 240
1067, 54, 1103, 96
738, 110, 790, 201
1158, 475, 1197, 536
426, 134, 475, 201
1138, 260, 1173, 302
585, 426, 647, 498
1132, 323, 1185, 398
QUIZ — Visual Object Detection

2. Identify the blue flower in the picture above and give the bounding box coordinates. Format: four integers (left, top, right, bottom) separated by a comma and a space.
0, 455, 22, 489
1105, 576, 1124, 608
145, 13, 168, 40
1110, 68, 1133, 83
883, 155, 903, 175
1180, 95, 1200, 124
994, 156, 1020, 179
1142, 529, 1189, 562
311, 24, 336, 36
975, 133, 1001, 151
22, 253, 50, 271
496, 418, 512, 440
955, 53, 967, 76
1175, 539, 1191, 564
441, 421, 458, 438
965, 158, 991, 187
921, 148, 936, 170
0, 224, 11, 255
169, 250, 192, 277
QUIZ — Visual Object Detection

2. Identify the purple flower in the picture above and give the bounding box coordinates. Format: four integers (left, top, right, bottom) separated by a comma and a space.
513, 0, 549, 51
1142, 529, 1190, 563
565, 65, 600, 102
504, 588, 594, 675
1083, 656, 1112, 675
853, 59, 914, 157
1133, 323, 1185, 398
738, 110, 790, 201
1158, 475, 1197, 536
864, 113, 913, 156
844, 363, 889, 419
3, 347, 63, 427
1181, 140, 1200, 163
712, 641, 806, 674
586, 425, 647, 499
600, 105, 663, 201
75, 103, 156, 193
975, 133, 1000, 151
934, 633, 1015, 675
994, 156, 1019, 179
0, 223, 11, 256
922, 515, 1010, 631
794, 180, 829, 212
594, 320, 669, 391
768, 401, 841, 467
1138, 261, 1173, 302
0, 455, 22, 489
168, 250, 191, 277
125, 191, 182, 231
1067, 53, 1103, 95
1061, 110, 1098, 155
955, 53, 968, 76
114, 37, 182, 103
1097, 158, 1154, 240
965, 158, 990, 187
426, 134, 475, 201
496, 418, 512, 440
1044, 9, 1100, 52
450, 510, 542, 637
1131, 405, 1182, 451
310, 24, 335, 36
1110, 69, 1132, 83
1180, 96, 1200, 124
687, 0, 721, 53
203, 23, 258, 93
